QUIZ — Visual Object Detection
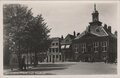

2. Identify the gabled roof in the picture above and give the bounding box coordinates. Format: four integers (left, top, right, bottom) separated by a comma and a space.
89, 26, 108, 36
75, 25, 117, 40
75, 30, 86, 39
61, 34, 75, 44
75, 25, 109, 40
67, 34, 75, 39
49, 37, 61, 42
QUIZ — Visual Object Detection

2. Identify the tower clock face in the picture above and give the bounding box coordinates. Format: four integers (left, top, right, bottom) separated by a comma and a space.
95, 27, 100, 32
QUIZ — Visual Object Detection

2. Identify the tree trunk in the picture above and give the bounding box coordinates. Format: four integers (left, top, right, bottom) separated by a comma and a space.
17, 53, 22, 70
3, 44, 10, 66
34, 51, 38, 67
17, 40, 22, 70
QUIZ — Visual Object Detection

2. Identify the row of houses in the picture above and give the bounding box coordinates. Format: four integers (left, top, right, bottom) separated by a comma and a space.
46, 4, 117, 63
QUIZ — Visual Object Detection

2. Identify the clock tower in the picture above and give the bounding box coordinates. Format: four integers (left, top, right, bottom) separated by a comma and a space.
89, 4, 102, 26
92, 4, 99, 22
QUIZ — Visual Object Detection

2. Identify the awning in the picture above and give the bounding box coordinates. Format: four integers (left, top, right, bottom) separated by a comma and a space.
66, 45, 70, 48
61, 45, 65, 49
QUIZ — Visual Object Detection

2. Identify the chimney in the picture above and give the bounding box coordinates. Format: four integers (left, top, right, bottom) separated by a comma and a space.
61, 35, 64, 40
108, 26, 111, 33
88, 26, 91, 32
77, 33, 80, 36
73, 31, 76, 37
104, 24, 107, 30
114, 31, 117, 36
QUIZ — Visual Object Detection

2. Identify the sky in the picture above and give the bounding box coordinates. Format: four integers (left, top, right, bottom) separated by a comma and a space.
26, 2, 118, 38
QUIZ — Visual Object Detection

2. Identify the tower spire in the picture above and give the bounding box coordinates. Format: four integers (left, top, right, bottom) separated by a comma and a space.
92, 3, 99, 22
94, 3, 96, 11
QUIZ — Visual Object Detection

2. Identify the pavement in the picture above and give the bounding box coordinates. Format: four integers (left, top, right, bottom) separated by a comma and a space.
4, 62, 117, 75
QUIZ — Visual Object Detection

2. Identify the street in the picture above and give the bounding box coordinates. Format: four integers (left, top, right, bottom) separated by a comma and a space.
4, 62, 117, 75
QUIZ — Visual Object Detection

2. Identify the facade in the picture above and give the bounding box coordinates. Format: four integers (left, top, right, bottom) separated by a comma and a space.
73, 4, 117, 62
61, 33, 75, 61
46, 37, 62, 62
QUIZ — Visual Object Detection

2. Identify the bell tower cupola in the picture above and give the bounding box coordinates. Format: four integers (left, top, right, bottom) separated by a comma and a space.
92, 4, 99, 22
89, 4, 102, 26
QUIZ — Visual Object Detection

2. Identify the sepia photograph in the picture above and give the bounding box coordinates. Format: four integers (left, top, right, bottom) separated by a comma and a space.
1, 0, 119, 77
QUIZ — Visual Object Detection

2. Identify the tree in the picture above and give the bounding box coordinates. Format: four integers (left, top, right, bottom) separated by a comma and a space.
3, 4, 33, 67
3, 4, 51, 68
27, 15, 51, 66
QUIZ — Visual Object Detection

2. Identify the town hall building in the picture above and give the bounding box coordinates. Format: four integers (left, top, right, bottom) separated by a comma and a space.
72, 4, 117, 63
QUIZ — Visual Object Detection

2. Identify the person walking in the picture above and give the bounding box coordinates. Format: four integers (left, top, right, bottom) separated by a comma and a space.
21, 56, 26, 71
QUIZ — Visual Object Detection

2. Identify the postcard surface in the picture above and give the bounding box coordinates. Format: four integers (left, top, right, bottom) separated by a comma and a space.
0, 0, 119, 78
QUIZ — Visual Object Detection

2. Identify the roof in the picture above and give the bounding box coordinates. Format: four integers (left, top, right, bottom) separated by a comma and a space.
49, 37, 61, 42
75, 25, 116, 40
67, 34, 75, 39
50, 37, 60, 39
104, 28, 117, 39
61, 34, 75, 44
75, 30, 86, 39
89, 26, 108, 36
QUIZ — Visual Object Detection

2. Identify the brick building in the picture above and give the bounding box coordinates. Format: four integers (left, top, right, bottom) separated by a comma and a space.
72, 4, 117, 62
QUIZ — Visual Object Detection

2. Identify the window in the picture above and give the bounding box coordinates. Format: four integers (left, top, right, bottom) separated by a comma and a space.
61, 45, 65, 49
76, 48, 78, 52
66, 45, 70, 48
56, 55, 58, 58
59, 55, 61, 60
49, 48, 51, 52
56, 48, 58, 52
74, 44, 79, 53
56, 43, 58, 46
52, 43, 55, 46
53, 48, 55, 52
81, 43, 86, 53
101, 41, 108, 52
53, 55, 55, 58
74, 44, 77, 48
93, 42, 99, 53
50, 55, 51, 62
